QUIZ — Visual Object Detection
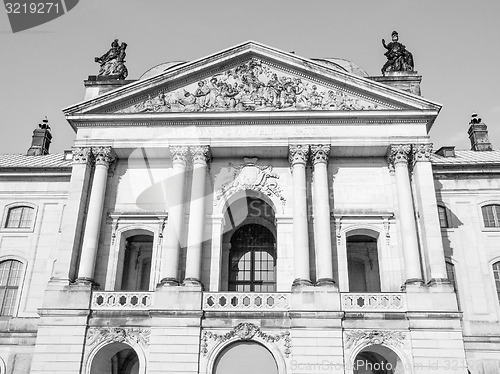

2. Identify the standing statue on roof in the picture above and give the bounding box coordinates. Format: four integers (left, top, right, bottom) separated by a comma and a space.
381, 31, 414, 75
95, 39, 128, 79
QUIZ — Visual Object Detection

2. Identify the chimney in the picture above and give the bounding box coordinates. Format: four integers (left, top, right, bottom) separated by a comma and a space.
468, 113, 492, 151
27, 118, 52, 156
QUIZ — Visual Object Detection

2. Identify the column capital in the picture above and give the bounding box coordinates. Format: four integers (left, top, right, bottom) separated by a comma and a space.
412, 143, 433, 164
170, 145, 189, 167
190, 145, 212, 166
310, 144, 331, 165
288, 144, 310, 166
92, 147, 115, 167
72, 147, 93, 165
388, 144, 412, 168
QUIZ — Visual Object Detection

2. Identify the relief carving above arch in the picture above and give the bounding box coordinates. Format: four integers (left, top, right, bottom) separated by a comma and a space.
86, 327, 151, 348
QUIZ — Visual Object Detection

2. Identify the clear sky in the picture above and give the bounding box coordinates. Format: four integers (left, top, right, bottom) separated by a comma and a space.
1, 0, 500, 155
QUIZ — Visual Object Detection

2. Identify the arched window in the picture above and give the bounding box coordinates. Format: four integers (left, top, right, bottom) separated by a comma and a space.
482, 204, 500, 227
493, 261, 500, 303
0, 260, 23, 316
229, 224, 276, 292
4, 206, 34, 229
438, 205, 449, 228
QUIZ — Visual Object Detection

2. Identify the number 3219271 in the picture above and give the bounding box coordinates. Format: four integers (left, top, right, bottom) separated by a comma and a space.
5, 2, 60, 14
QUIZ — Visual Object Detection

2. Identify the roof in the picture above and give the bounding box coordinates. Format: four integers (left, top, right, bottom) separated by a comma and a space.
431, 150, 500, 166
0, 153, 72, 169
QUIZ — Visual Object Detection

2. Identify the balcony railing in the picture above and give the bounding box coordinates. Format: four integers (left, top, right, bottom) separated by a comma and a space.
91, 291, 153, 310
203, 292, 290, 311
341, 293, 406, 312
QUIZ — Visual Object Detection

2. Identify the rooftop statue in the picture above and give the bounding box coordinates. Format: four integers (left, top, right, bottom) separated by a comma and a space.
381, 31, 414, 75
94, 39, 128, 79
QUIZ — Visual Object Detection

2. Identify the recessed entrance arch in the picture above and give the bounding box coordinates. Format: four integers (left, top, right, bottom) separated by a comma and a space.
213, 341, 278, 374
353, 345, 405, 374
90, 342, 140, 374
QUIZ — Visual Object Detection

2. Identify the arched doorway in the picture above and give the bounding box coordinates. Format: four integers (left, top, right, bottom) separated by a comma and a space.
213, 341, 278, 374
353, 345, 404, 374
115, 233, 153, 291
90, 342, 139, 374
347, 234, 381, 292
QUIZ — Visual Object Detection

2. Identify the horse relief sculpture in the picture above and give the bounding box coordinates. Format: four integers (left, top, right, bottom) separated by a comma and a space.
118, 59, 383, 113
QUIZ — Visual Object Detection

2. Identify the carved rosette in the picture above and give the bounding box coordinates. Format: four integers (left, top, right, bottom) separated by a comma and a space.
289, 144, 310, 167
344, 330, 407, 350
72, 147, 93, 165
412, 143, 433, 165
92, 147, 115, 167
190, 145, 212, 166
86, 327, 151, 348
310, 144, 330, 165
169, 146, 189, 167
387, 144, 412, 168
201, 323, 291, 358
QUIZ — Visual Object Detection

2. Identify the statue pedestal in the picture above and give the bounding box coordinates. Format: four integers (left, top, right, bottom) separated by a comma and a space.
84, 76, 136, 100
370, 71, 422, 96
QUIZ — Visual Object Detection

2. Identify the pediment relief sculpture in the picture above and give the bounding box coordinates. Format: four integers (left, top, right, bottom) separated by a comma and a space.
117, 59, 387, 114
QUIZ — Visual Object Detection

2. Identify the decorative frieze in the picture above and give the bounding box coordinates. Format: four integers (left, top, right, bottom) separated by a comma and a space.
72, 147, 93, 164
86, 327, 151, 348
215, 159, 285, 205
169, 145, 189, 167
288, 144, 310, 166
345, 330, 406, 350
190, 145, 212, 166
92, 147, 115, 167
201, 323, 291, 357
310, 144, 330, 165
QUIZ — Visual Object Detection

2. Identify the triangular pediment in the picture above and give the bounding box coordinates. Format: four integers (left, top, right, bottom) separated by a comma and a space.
64, 41, 441, 117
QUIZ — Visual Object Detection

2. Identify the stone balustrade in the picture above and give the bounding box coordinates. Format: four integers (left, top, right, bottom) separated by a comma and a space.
203, 292, 290, 311
341, 293, 406, 312
91, 291, 153, 310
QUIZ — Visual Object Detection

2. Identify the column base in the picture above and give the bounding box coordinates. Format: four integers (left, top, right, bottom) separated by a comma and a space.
427, 277, 450, 286
315, 278, 338, 288
181, 278, 204, 290
400, 278, 424, 291
159, 277, 180, 287
74, 277, 100, 290
292, 278, 313, 290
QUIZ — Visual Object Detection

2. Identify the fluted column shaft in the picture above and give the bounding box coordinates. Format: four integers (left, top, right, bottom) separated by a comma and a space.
289, 145, 312, 286
184, 146, 211, 286
161, 146, 189, 285
311, 145, 335, 286
77, 147, 114, 283
389, 145, 423, 285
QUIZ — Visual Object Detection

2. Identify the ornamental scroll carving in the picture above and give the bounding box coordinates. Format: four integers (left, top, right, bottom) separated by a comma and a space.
86, 327, 151, 348
92, 147, 115, 167
412, 143, 433, 164
201, 323, 291, 358
117, 59, 385, 113
215, 159, 285, 206
72, 147, 93, 165
344, 330, 407, 350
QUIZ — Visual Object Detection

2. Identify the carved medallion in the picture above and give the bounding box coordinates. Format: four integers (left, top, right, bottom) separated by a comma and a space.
215, 159, 285, 205
117, 59, 385, 113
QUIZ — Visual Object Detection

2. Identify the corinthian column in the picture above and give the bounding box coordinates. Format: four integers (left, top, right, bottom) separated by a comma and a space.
77, 147, 114, 284
289, 145, 312, 287
183, 145, 211, 287
160, 146, 189, 285
311, 145, 336, 287
388, 144, 423, 286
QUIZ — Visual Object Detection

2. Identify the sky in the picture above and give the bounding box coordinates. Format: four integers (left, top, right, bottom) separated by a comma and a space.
1, 0, 500, 155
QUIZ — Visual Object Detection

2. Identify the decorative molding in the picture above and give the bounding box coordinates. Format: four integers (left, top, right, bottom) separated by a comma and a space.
169, 145, 189, 167
86, 327, 151, 348
344, 330, 407, 350
92, 147, 115, 167
117, 59, 385, 114
310, 144, 331, 165
72, 147, 93, 165
387, 144, 411, 169
201, 323, 291, 358
289, 144, 310, 166
215, 159, 285, 205
190, 145, 212, 166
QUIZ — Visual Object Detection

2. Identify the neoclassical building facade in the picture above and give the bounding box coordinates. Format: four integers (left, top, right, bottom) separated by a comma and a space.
0, 41, 498, 373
